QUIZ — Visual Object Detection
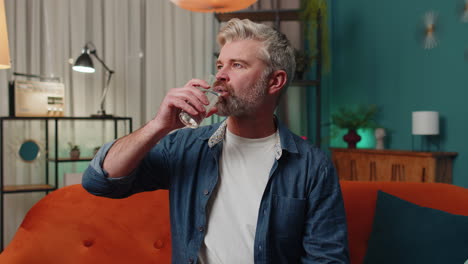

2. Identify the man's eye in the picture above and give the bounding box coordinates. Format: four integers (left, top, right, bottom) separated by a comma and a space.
233, 63, 243, 68
216, 64, 223, 70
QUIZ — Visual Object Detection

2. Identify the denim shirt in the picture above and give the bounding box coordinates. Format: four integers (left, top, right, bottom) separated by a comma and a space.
82, 120, 349, 264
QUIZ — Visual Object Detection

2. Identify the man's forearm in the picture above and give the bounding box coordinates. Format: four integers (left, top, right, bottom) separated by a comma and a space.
103, 119, 171, 178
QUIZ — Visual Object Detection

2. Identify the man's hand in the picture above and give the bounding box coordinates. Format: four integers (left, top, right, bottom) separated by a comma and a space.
103, 78, 216, 178
152, 78, 213, 132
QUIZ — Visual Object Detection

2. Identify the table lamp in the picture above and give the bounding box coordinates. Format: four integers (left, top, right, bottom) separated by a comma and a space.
412, 111, 439, 151
0, 0, 11, 69
72, 42, 115, 117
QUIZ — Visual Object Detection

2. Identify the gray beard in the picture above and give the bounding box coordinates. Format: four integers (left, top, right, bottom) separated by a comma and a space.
215, 74, 269, 117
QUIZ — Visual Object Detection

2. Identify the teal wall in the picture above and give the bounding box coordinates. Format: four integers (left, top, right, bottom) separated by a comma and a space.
330, 0, 468, 187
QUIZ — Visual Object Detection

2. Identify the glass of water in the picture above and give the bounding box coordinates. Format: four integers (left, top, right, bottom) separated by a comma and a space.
179, 75, 219, 128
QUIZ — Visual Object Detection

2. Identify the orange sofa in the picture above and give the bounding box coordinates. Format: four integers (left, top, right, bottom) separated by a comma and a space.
2, 181, 468, 264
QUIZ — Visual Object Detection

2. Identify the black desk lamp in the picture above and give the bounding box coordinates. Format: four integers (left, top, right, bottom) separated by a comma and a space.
73, 42, 115, 117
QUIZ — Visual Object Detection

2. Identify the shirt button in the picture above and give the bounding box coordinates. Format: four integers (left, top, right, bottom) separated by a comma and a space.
203, 189, 209, 195
188, 257, 194, 263
259, 245, 262, 251
198, 226, 205, 232
263, 209, 267, 215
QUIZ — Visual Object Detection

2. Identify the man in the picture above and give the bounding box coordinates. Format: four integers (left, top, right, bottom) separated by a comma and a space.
82, 18, 349, 264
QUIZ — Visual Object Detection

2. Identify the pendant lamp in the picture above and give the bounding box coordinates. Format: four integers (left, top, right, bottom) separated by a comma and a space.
170, 0, 257, 13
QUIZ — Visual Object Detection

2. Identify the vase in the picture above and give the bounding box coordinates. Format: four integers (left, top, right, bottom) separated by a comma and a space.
70, 149, 80, 160
343, 129, 361, 149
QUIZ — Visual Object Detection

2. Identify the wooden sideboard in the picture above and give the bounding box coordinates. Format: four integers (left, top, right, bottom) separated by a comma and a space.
330, 148, 458, 183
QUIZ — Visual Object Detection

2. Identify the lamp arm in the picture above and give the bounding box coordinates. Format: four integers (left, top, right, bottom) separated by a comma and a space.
89, 49, 115, 115
98, 70, 114, 114
90, 52, 114, 74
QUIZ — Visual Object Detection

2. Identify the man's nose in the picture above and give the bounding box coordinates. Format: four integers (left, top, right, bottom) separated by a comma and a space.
216, 70, 229, 82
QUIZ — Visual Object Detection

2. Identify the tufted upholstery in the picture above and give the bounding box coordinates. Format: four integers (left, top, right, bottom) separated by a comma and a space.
0, 184, 171, 264
2, 181, 468, 264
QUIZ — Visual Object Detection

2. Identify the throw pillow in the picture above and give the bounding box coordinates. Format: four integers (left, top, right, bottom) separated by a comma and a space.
363, 191, 468, 264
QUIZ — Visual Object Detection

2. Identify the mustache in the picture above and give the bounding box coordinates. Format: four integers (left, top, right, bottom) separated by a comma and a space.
212, 80, 233, 93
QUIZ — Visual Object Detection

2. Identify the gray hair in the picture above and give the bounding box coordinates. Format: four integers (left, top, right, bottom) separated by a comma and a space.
217, 18, 296, 91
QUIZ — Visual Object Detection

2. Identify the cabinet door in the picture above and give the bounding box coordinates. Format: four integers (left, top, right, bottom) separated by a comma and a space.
332, 152, 370, 181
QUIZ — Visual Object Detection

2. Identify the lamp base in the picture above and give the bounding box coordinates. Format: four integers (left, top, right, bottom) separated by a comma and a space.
90, 110, 114, 118
91, 113, 114, 118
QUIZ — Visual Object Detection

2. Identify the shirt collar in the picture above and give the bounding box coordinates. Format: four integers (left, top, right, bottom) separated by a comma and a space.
206, 117, 298, 160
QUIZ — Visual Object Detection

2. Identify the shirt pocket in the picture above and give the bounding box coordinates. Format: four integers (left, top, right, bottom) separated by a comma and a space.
271, 194, 306, 239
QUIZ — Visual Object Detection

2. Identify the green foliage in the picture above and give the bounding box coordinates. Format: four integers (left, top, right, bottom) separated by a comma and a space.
331, 104, 379, 130
300, 0, 330, 73
68, 142, 80, 151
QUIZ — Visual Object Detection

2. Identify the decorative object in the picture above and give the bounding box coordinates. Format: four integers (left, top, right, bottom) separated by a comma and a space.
169, 0, 257, 13
68, 142, 80, 160
18, 140, 41, 163
343, 130, 361, 149
0, 0, 10, 69
412, 111, 439, 151
423, 11, 438, 50
300, 0, 330, 73
462, 0, 468, 22
374, 128, 386, 150
10, 79, 65, 117
331, 104, 378, 149
72, 42, 115, 117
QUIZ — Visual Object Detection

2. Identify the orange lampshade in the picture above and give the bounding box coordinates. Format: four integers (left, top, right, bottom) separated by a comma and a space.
170, 0, 257, 13
0, 0, 10, 69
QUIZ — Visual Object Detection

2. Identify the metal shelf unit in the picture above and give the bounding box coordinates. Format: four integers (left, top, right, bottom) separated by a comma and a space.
0, 116, 132, 250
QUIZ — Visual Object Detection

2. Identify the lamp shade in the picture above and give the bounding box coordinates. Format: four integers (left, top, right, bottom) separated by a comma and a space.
412, 111, 439, 135
0, 0, 11, 69
72, 52, 95, 73
170, 0, 257, 13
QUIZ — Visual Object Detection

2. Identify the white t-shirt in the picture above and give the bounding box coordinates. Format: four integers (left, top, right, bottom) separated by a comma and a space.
198, 128, 277, 264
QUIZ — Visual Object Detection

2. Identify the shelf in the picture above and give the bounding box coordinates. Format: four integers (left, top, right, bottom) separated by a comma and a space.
0, 116, 133, 250
3, 184, 56, 193
215, 9, 300, 22
48, 157, 94, 162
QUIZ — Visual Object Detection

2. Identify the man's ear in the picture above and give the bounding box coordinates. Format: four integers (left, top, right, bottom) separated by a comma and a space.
268, 70, 287, 95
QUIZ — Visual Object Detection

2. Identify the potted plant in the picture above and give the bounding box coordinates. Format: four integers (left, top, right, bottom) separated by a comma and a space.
331, 104, 378, 148
68, 142, 80, 160
300, 0, 330, 73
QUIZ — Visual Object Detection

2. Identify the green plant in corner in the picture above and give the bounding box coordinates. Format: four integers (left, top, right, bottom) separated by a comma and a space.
331, 104, 379, 130
330, 104, 379, 148
300, 0, 330, 73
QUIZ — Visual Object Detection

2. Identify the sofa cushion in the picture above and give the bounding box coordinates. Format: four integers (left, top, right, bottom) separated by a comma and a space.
364, 191, 468, 264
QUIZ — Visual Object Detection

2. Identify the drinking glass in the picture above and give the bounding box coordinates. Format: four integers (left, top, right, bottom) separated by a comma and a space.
179, 75, 219, 128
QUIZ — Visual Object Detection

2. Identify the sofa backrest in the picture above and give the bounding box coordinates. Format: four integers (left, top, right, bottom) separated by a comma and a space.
0, 184, 171, 264
340, 181, 468, 264
3, 181, 468, 264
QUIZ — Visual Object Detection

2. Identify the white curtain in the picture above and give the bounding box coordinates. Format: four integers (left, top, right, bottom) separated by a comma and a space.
0, 0, 215, 247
